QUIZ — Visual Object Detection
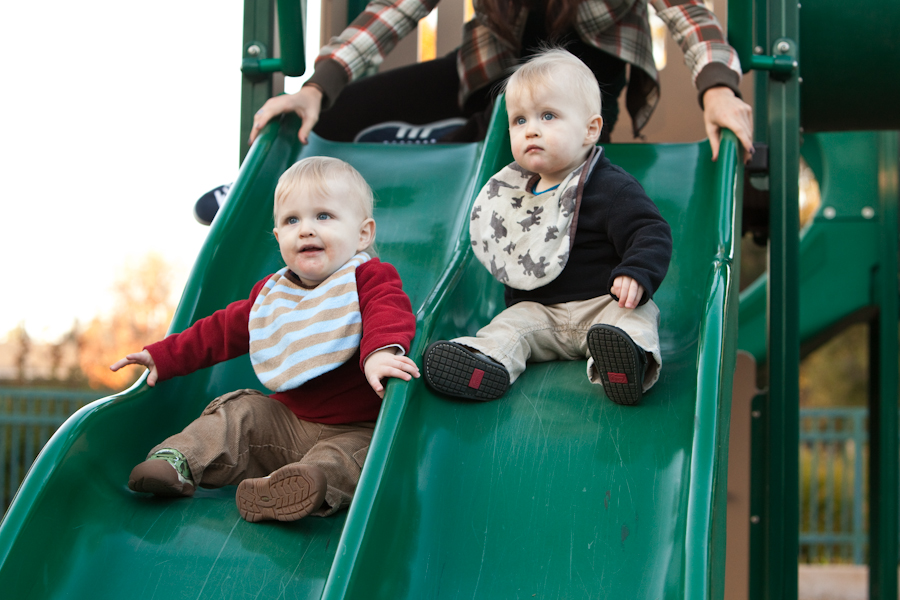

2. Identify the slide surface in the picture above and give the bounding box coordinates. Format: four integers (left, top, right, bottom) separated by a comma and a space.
0, 109, 741, 599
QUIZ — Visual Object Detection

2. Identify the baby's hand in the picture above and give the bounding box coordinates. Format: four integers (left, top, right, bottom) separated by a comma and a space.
110, 350, 159, 387
363, 348, 421, 398
611, 276, 645, 309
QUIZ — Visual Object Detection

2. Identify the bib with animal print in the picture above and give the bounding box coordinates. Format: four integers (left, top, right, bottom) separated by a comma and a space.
470, 147, 601, 290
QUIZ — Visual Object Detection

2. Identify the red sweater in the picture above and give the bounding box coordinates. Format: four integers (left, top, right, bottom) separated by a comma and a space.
145, 259, 416, 424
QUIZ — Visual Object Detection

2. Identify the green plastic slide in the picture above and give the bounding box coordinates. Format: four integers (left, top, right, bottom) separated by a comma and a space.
0, 104, 743, 598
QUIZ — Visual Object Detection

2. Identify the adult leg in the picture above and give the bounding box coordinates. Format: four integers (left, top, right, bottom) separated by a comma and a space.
314, 52, 464, 142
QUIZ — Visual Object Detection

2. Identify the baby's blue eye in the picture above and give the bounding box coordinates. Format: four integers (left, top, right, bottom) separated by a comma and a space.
287, 216, 299, 225
514, 117, 526, 125
542, 113, 555, 121
316, 213, 331, 220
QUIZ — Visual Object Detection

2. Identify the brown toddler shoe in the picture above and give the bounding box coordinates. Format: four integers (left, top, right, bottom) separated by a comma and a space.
586, 324, 648, 406
423, 340, 510, 401
236, 463, 327, 523
129, 448, 195, 497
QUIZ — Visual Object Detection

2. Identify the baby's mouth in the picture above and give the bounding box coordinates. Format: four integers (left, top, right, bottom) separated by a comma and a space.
299, 244, 323, 254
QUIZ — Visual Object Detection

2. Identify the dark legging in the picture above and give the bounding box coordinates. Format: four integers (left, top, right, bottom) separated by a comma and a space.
313, 41, 628, 144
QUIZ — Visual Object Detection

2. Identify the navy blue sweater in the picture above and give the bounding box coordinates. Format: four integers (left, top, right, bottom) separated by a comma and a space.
505, 152, 672, 308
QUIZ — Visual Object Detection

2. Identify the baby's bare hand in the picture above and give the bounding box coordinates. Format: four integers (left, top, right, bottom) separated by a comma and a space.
110, 350, 159, 386
611, 276, 645, 309
363, 349, 420, 398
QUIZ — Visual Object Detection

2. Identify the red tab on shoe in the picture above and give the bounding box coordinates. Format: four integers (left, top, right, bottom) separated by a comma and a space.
468, 369, 485, 389
608, 372, 629, 384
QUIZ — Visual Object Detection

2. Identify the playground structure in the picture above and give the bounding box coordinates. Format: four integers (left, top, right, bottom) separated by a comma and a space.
0, 0, 897, 599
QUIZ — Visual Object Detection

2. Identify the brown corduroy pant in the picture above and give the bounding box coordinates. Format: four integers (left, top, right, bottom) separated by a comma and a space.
150, 388, 375, 516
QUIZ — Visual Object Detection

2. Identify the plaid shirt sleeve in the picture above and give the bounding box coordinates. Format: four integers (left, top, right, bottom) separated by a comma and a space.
316, 0, 439, 83
576, 0, 742, 135
649, 0, 741, 85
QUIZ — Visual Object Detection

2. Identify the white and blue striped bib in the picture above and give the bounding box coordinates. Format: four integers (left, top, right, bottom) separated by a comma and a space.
248, 252, 371, 392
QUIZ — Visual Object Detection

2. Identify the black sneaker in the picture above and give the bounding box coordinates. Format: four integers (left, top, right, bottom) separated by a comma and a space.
353, 118, 466, 144
586, 324, 648, 406
423, 341, 510, 401
193, 183, 232, 225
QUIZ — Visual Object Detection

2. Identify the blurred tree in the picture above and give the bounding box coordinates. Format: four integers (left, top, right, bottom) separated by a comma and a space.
8, 322, 31, 384
77, 253, 176, 390
799, 324, 869, 408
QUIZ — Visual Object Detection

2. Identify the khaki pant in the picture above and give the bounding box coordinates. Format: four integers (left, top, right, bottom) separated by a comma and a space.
453, 296, 662, 391
150, 389, 374, 516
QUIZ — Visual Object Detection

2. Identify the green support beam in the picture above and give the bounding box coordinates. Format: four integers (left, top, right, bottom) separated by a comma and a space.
239, 0, 277, 163
761, 6, 801, 600
869, 132, 899, 600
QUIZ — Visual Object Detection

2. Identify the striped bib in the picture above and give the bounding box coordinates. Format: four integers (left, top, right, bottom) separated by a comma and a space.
248, 252, 371, 392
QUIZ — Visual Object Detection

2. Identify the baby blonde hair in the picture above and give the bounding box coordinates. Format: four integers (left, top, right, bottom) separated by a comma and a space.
274, 156, 375, 220
505, 47, 602, 118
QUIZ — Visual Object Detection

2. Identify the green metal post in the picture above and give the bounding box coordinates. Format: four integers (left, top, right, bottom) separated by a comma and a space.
869, 132, 899, 600
275, 0, 306, 76
749, 391, 768, 600
240, 0, 276, 163
762, 1, 800, 599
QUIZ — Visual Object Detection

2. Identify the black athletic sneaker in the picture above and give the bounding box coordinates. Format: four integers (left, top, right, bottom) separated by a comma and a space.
586, 324, 648, 406
353, 118, 466, 144
193, 183, 232, 225
423, 341, 510, 401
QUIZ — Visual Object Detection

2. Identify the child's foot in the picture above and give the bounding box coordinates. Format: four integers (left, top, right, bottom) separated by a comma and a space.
586, 324, 648, 406
236, 464, 327, 523
129, 448, 195, 497
422, 341, 510, 401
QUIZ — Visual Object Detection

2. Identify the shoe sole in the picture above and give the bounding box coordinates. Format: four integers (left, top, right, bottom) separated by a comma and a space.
129, 459, 195, 497
587, 324, 644, 406
423, 341, 509, 401
236, 464, 326, 523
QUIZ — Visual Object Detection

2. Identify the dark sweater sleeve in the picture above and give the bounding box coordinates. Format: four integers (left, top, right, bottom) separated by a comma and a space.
356, 259, 417, 368
144, 278, 269, 381
604, 181, 673, 304
696, 62, 743, 107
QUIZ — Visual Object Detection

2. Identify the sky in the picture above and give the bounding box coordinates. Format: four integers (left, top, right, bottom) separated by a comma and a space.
0, 0, 316, 342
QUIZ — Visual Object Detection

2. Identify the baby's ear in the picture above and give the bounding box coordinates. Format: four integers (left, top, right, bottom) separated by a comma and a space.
357, 218, 376, 252
586, 115, 603, 144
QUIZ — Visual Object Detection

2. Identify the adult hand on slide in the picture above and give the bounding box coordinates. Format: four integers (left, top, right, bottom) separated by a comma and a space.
249, 85, 324, 145
703, 87, 754, 163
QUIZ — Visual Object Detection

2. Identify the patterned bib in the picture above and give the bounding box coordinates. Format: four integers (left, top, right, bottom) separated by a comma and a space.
470, 147, 601, 290
248, 252, 370, 392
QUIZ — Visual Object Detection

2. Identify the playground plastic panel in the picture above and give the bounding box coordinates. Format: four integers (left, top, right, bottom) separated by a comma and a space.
738, 131, 898, 361
0, 112, 741, 599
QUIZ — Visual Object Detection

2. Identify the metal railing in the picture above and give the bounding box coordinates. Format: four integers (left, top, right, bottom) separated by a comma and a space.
799, 407, 868, 563
1, 388, 102, 510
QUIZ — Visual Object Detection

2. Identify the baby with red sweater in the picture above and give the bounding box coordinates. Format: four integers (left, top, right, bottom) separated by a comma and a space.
111, 157, 419, 523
